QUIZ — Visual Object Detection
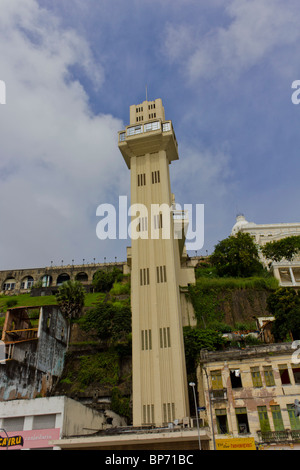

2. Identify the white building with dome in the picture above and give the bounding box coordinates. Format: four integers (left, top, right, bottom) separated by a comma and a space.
231, 214, 300, 287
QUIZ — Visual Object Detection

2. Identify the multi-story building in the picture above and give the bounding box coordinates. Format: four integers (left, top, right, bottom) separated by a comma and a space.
0, 305, 68, 400
0, 396, 106, 450
118, 98, 195, 427
231, 214, 300, 287
198, 343, 300, 450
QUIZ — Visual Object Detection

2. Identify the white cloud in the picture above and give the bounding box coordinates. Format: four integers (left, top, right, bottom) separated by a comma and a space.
163, 0, 300, 82
0, 0, 128, 269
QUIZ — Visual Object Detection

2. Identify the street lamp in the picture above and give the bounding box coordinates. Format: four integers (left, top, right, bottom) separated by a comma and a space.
189, 381, 201, 450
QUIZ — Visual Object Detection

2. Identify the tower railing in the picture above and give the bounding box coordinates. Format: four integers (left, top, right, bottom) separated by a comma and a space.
119, 120, 177, 144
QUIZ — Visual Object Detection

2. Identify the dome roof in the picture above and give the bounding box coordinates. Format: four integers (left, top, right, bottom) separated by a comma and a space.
231, 214, 253, 235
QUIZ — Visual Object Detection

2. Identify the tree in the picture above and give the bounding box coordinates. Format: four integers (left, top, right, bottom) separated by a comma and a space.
56, 280, 85, 320
267, 287, 300, 341
261, 235, 300, 262
83, 301, 132, 344
210, 232, 264, 277
92, 268, 123, 292
183, 326, 225, 373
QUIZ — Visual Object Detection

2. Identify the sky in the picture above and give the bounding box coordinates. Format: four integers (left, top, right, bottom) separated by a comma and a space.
0, 0, 300, 270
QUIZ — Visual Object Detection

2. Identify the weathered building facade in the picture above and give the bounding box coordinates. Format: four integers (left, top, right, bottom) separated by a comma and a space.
0, 305, 68, 400
0, 396, 107, 450
198, 343, 300, 450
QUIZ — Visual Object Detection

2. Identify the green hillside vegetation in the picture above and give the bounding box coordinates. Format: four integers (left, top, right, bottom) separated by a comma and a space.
189, 264, 278, 332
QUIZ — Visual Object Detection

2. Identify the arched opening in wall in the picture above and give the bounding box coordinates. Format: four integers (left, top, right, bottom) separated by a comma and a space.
20, 276, 34, 290
75, 272, 88, 283
57, 273, 70, 286
3, 278, 16, 291
41, 275, 52, 288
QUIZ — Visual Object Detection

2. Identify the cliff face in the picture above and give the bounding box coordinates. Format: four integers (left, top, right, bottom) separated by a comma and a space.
187, 276, 276, 330
217, 288, 270, 326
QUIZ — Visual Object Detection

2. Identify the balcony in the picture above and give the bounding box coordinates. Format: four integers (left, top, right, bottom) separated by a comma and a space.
257, 430, 300, 443
118, 120, 178, 168
209, 388, 228, 401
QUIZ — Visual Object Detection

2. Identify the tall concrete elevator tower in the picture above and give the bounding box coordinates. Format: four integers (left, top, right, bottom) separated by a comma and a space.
118, 99, 194, 427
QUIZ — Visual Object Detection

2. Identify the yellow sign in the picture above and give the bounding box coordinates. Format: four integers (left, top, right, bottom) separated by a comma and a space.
216, 437, 256, 450
0, 435, 23, 448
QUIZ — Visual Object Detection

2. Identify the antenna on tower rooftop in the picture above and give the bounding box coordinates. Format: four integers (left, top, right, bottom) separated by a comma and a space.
145, 85, 148, 101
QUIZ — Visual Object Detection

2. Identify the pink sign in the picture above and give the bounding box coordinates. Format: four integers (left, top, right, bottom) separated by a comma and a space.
0, 428, 60, 450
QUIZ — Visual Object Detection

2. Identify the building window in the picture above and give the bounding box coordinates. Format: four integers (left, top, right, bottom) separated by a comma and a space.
140, 268, 149, 286
163, 402, 175, 424
151, 170, 160, 184
287, 404, 300, 430
156, 265, 167, 283
137, 173, 146, 187
162, 122, 171, 132
153, 213, 163, 230
251, 367, 262, 387
215, 409, 229, 434
3, 282, 16, 291
33, 414, 56, 430
235, 407, 250, 434
230, 369, 242, 388
2, 417, 24, 431
141, 330, 152, 350
159, 327, 171, 348
138, 216, 148, 233
257, 406, 271, 432
263, 366, 275, 386
144, 121, 160, 132
143, 404, 154, 424
211, 370, 223, 390
127, 125, 142, 136
279, 364, 291, 385
271, 405, 285, 431
292, 366, 300, 384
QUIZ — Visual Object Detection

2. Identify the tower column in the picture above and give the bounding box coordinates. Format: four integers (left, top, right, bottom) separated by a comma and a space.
118, 99, 194, 427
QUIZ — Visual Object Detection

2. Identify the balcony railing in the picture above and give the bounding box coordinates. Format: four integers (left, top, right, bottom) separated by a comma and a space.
257, 430, 300, 443
119, 120, 177, 144
209, 388, 228, 401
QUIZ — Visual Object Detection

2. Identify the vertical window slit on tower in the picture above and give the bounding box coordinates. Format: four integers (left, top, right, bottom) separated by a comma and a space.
159, 327, 171, 348
151, 170, 160, 184
142, 404, 155, 424
163, 402, 175, 423
140, 268, 149, 286
138, 217, 148, 233
137, 173, 146, 186
156, 265, 167, 283
141, 329, 152, 350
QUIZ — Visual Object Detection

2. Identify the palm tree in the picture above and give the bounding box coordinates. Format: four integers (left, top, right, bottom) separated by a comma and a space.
56, 280, 85, 346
